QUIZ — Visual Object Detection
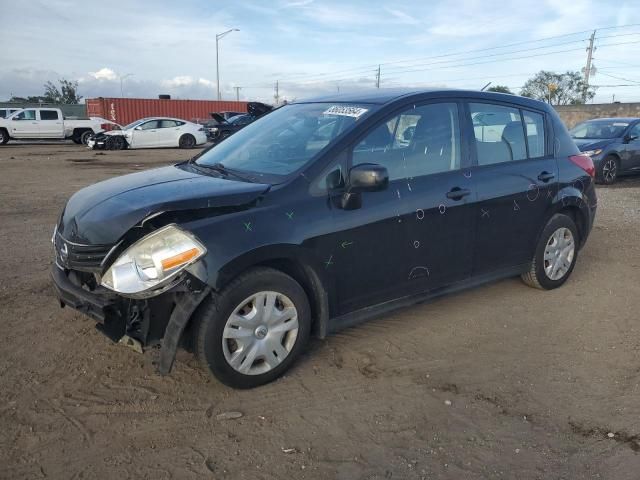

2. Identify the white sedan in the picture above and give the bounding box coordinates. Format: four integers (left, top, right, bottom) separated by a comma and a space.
87, 117, 208, 150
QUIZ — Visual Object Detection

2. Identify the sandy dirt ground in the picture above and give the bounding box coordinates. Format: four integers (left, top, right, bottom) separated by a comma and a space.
1, 142, 639, 479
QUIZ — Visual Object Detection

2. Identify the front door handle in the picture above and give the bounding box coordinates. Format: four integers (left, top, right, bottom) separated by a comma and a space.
538, 171, 555, 182
446, 187, 471, 200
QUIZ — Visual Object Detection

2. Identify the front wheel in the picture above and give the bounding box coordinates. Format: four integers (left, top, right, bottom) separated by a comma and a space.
194, 268, 311, 388
521, 213, 579, 290
597, 155, 618, 185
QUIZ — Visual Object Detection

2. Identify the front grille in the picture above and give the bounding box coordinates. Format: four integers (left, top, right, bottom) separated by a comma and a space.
54, 231, 113, 272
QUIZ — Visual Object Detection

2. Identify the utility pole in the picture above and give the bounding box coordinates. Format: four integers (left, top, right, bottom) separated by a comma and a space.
375, 65, 381, 88
582, 30, 596, 102
274, 81, 280, 105
234, 86, 242, 101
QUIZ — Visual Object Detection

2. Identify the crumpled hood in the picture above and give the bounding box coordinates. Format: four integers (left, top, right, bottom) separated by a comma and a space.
573, 138, 614, 151
59, 164, 270, 245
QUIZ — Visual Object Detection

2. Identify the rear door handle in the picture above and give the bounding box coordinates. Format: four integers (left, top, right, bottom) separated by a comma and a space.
538, 172, 555, 182
446, 187, 471, 200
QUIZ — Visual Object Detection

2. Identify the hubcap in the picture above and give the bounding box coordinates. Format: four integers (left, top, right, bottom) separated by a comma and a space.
602, 159, 617, 182
222, 291, 299, 375
544, 227, 575, 281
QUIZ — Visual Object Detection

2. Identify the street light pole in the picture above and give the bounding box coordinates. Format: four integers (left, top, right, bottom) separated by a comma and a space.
120, 73, 134, 98
215, 28, 239, 101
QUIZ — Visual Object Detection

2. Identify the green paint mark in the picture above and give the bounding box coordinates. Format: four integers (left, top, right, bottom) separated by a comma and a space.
285, 211, 294, 219
341, 241, 354, 249
244, 222, 252, 232
324, 255, 334, 268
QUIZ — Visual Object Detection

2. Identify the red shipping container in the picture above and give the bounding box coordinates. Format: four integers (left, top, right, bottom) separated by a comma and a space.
86, 97, 248, 126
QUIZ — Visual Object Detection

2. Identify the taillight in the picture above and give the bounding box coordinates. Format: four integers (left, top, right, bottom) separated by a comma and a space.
198, 127, 205, 132
569, 154, 595, 178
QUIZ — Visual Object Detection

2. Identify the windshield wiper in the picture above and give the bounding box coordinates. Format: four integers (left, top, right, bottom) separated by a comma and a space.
199, 162, 253, 182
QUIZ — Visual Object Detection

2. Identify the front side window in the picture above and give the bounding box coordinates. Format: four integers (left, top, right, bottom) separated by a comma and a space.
353, 102, 461, 180
196, 103, 376, 179
140, 120, 160, 130
13, 110, 36, 121
628, 123, 640, 139
40, 110, 59, 120
471, 103, 527, 165
522, 110, 546, 158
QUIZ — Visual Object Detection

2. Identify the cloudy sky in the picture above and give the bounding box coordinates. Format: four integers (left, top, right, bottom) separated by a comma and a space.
1, 0, 639, 104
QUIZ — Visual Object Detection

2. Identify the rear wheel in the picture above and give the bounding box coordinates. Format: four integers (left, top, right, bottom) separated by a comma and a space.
597, 155, 618, 185
194, 267, 311, 389
179, 134, 196, 149
79, 130, 93, 145
521, 213, 579, 290
0, 129, 8, 145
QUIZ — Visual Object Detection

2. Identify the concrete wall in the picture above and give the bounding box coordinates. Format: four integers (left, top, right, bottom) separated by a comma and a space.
554, 103, 640, 128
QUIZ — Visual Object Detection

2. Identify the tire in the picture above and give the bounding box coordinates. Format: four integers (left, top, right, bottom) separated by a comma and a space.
521, 213, 579, 290
72, 137, 82, 145
79, 130, 93, 145
194, 267, 311, 389
0, 129, 9, 145
106, 136, 125, 150
179, 134, 196, 149
597, 155, 619, 185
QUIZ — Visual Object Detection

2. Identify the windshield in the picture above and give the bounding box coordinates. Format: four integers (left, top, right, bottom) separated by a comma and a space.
196, 103, 376, 178
570, 120, 629, 139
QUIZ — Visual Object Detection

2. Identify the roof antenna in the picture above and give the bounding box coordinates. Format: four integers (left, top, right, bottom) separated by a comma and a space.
480, 82, 492, 91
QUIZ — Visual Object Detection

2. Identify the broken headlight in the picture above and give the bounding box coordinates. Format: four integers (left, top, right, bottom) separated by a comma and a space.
101, 225, 206, 295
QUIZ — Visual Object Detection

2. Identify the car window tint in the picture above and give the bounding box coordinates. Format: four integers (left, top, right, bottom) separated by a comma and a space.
140, 120, 159, 130
160, 120, 177, 128
471, 103, 527, 165
630, 123, 640, 138
522, 111, 545, 158
175, 121, 185, 126
14, 110, 36, 120
353, 103, 461, 180
40, 110, 59, 120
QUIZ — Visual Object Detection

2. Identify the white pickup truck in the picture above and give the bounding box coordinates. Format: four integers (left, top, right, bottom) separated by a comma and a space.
0, 107, 107, 145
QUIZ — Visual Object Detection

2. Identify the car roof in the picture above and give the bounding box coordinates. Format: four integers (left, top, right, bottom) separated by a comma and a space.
294, 88, 551, 110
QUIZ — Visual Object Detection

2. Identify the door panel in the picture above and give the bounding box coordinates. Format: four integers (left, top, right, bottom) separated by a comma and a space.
131, 120, 160, 148
467, 102, 557, 275
38, 110, 64, 137
624, 123, 640, 172
10, 110, 38, 138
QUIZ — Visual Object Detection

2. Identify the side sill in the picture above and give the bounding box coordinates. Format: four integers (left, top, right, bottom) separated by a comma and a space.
328, 264, 527, 335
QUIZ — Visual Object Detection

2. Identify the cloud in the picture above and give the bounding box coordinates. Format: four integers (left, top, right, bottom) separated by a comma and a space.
89, 67, 118, 81
385, 8, 420, 25
282, 0, 314, 7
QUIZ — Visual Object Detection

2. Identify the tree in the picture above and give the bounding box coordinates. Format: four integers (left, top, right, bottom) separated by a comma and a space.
486, 85, 512, 94
520, 70, 595, 105
43, 79, 83, 104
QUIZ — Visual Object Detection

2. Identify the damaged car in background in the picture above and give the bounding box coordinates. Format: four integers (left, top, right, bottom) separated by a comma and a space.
51, 89, 596, 389
87, 117, 207, 150
207, 101, 273, 143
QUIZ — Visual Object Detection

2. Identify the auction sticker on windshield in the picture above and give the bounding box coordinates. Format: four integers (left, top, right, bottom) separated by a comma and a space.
323, 105, 369, 118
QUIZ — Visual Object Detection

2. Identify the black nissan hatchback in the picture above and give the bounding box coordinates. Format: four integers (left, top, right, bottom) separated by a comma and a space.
51, 89, 597, 388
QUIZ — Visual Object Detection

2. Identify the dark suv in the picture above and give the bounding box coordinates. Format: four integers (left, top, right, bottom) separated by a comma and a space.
51, 89, 597, 388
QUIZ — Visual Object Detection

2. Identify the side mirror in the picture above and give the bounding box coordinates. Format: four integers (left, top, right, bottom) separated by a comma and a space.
340, 163, 389, 210
134, 126, 142, 130
348, 163, 389, 193
624, 134, 638, 143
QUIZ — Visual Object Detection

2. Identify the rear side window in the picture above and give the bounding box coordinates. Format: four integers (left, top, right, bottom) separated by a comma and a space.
353, 102, 461, 180
470, 103, 527, 165
522, 110, 546, 158
40, 110, 59, 120
160, 120, 177, 128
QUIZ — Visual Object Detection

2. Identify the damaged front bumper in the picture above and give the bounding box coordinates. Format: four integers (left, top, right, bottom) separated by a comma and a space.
51, 265, 210, 374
